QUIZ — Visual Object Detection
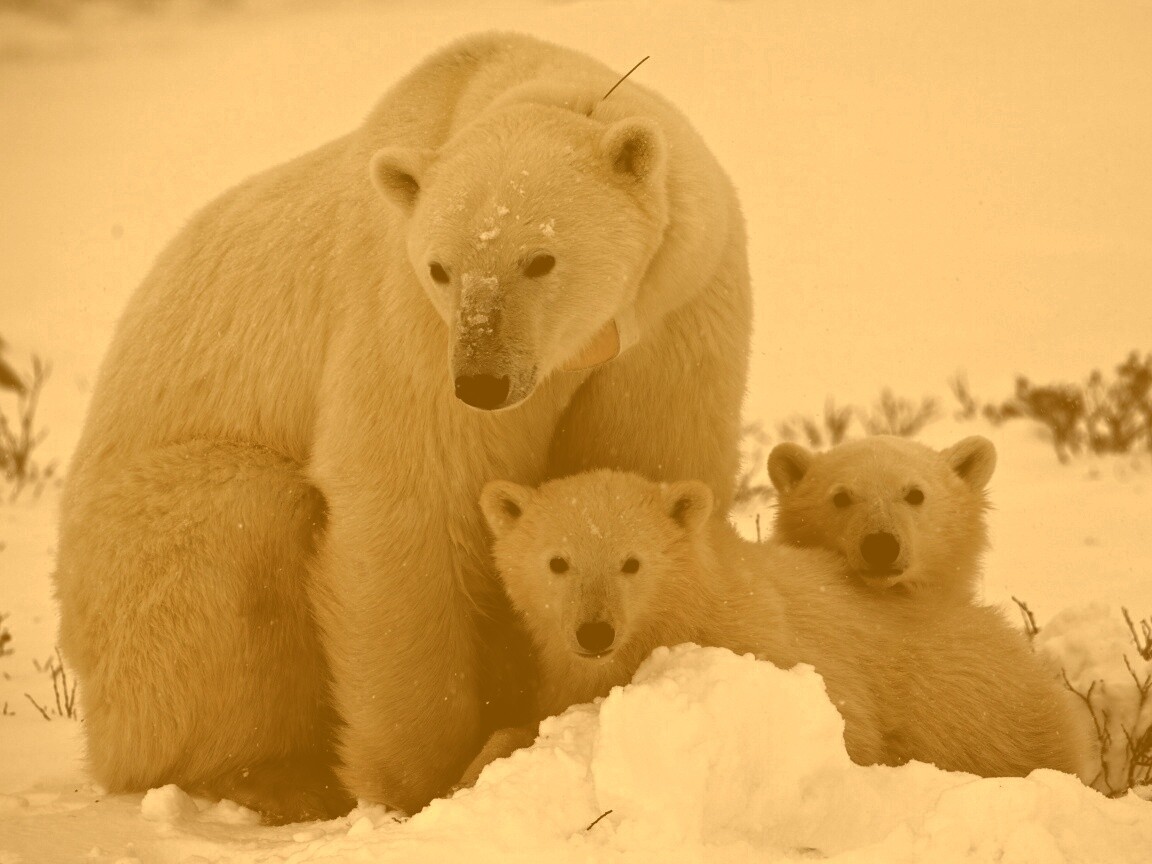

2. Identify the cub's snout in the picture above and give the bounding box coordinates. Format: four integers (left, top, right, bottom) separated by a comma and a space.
859, 530, 904, 576
575, 619, 617, 658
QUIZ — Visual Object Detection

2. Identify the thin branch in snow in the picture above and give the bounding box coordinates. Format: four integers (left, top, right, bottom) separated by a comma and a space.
0, 612, 12, 657
1011, 596, 1039, 641
1062, 670, 1113, 793
1122, 607, 1152, 661
50, 648, 78, 719
24, 692, 51, 721
585, 810, 613, 831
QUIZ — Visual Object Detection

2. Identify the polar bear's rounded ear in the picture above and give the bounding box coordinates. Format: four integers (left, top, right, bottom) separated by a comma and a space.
767, 443, 814, 495
369, 147, 436, 210
600, 118, 667, 187
662, 480, 713, 534
480, 480, 533, 538
942, 436, 997, 491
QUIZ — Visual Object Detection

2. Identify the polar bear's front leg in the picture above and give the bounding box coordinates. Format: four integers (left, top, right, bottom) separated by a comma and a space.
308, 511, 484, 813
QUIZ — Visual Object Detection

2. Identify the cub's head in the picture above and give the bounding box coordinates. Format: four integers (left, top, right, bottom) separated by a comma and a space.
479, 470, 712, 662
371, 94, 669, 411
767, 435, 997, 600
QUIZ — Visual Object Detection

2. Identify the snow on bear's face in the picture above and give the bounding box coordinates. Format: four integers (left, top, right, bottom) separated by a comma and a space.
479, 470, 712, 663
767, 435, 997, 596
371, 104, 669, 411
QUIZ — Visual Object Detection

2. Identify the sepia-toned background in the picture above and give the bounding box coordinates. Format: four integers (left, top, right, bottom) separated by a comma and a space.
1, 1, 1150, 860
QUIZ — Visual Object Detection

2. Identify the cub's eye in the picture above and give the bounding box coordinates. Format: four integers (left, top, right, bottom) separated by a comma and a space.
524, 253, 555, 278
832, 491, 852, 509
905, 488, 925, 505
621, 557, 641, 574
548, 556, 569, 574
429, 262, 450, 284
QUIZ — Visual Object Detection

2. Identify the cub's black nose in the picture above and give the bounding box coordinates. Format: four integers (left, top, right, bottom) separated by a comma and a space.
454, 374, 510, 410
576, 621, 616, 654
861, 532, 901, 569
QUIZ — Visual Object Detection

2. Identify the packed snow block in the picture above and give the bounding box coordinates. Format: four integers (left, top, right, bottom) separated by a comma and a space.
421, 645, 1146, 863
52, 30, 752, 821
591, 645, 853, 848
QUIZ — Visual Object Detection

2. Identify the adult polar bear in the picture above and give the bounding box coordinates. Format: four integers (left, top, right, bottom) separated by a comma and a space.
54, 32, 750, 821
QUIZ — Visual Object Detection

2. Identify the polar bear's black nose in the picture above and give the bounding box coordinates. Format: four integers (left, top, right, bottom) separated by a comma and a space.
861, 532, 901, 569
454, 374, 510, 410
577, 621, 616, 654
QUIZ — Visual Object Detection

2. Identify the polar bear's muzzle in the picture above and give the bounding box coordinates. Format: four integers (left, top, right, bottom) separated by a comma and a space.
450, 275, 540, 410
454, 372, 512, 410
451, 315, 538, 410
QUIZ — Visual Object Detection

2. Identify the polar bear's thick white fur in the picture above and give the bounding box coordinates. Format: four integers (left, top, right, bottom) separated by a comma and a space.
477, 470, 1088, 782
53, 32, 751, 821
768, 435, 997, 603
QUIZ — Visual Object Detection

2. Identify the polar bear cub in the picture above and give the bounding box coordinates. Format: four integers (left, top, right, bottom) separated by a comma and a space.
470, 469, 1085, 786
768, 435, 997, 603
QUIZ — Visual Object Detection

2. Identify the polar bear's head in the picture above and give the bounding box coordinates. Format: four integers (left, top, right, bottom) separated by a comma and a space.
370, 101, 669, 411
767, 435, 997, 601
479, 470, 712, 664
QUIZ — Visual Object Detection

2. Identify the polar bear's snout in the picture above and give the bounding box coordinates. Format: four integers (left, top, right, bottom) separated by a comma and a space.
860, 531, 903, 575
454, 373, 510, 410
574, 619, 616, 658
451, 273, 540, 410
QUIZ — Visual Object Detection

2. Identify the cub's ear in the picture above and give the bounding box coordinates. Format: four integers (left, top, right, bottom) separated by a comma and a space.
479, 480, 533, 538
767, 443, 814, 495
662, 480, 713, 534
600, 118, 667, 187
369, 147, 436, 210
942, 436, 997, 491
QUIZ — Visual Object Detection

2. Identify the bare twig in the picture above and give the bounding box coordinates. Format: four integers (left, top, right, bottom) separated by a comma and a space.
585, 810, 613, 831
51, 647, 77, 718
23, 692, 51, 721
600, 57, 650, 103
1122, 607, 1152, 661
1120, 654, 1152, 790
0, 612, 12, 657
1011, 596, 1039, 640
0, 351, 52, 501
1062, 670, 1112, 793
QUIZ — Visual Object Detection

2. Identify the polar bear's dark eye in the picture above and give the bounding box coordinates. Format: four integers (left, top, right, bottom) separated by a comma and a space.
548, 556, 569, 574
429, 262, 450, 284
905, 488, 925, 505
621, 557, 641, 574
524, 254, 555, 278
832, 491, 852, 509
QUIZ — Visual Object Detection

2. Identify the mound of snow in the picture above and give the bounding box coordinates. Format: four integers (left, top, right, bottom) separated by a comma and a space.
141, 784, 260, 827
222, 644, 1150, 864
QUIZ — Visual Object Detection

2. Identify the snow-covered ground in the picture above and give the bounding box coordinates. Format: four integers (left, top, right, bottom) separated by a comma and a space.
2, 1, 1151, 861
